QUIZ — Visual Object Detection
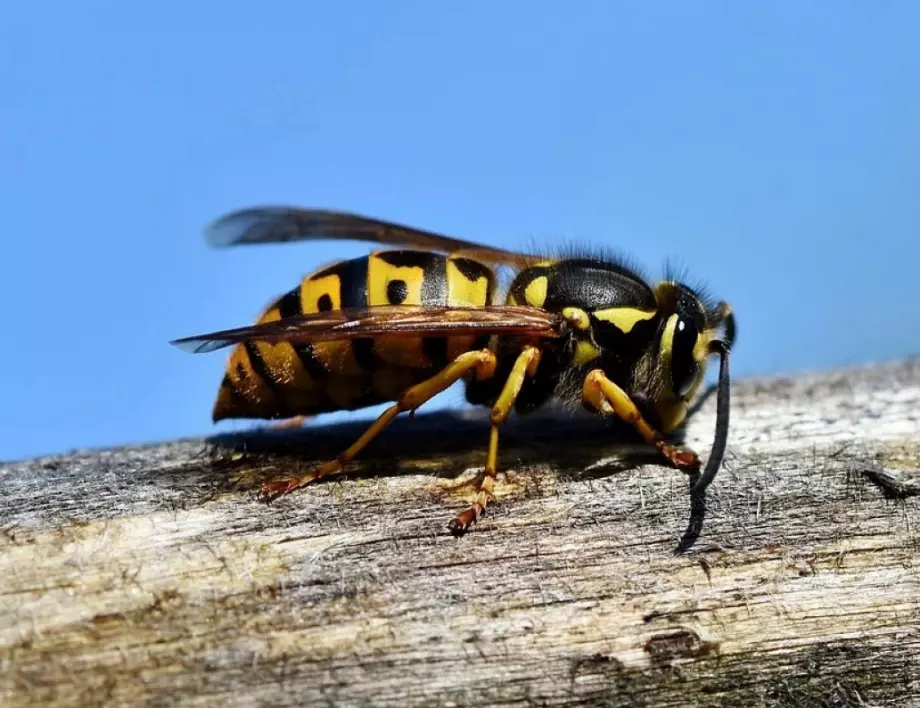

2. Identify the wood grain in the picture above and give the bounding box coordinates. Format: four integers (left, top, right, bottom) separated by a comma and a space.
2, 359, 920, 707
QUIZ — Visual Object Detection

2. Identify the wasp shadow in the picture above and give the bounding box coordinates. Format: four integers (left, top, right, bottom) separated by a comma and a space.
202, 407, 704, 551
204, 406, 692, 491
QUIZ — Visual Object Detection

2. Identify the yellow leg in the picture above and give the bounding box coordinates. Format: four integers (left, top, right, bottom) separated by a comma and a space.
268, 415, 310, 430
582, 370, 700, 471
261, 349, 498, 499
448, 346, 541, 535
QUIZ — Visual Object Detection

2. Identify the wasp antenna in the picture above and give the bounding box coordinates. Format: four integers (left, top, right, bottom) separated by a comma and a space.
721, 307, 736, 351
691, 339, 730, 497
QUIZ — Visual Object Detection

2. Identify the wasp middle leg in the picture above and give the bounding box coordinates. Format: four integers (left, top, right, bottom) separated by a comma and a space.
448, 345, 542, 535
261, 349, 497, 499
582, 370, 700, 471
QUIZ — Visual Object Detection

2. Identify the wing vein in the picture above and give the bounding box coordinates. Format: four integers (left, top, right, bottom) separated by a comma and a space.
171, 305, 565, 354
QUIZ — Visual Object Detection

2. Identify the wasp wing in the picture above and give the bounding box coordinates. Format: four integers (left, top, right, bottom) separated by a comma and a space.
205, 207, 533, 265
171, 305, 565, 354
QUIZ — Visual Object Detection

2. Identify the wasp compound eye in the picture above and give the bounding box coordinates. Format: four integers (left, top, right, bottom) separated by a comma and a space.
671, 316, 700, 398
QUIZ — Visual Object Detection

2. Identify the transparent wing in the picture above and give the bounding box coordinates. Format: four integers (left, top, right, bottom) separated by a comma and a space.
171, 305, 565, 354
205, 207, 533, 265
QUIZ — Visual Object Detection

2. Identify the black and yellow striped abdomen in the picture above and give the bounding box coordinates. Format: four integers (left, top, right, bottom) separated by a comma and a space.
213, 249, 496, 422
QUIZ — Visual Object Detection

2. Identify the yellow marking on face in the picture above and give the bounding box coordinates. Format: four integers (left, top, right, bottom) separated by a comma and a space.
658, 316, 712, 405
655, 314, 687, 409
592, 307, 656, 334
658, 314, 679, 365
573, 340, 600, 366
680, 326, 716, 402
523, 275, 548, 308
693, 328, 715, 362
562, 307, 590, 330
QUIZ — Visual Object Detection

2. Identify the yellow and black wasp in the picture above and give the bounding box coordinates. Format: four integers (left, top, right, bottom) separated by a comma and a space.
172, 207, 735, 535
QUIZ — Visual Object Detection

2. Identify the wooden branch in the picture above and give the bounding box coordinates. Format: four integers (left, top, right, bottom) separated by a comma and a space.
3, 359, 920, 707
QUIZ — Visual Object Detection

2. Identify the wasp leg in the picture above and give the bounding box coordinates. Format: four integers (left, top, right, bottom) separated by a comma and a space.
449, 346, 541, 535
260, 349, 498, 499
268, 415, 310, 430
582, 370, 700, 471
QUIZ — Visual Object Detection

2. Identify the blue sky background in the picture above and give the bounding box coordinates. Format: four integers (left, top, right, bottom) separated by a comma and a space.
2, 1, 919, 461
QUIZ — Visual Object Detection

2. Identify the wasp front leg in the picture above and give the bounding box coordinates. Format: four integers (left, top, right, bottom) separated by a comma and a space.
582, 370, 700, 471
449, 345, 542, 536
261, 349, 498, 499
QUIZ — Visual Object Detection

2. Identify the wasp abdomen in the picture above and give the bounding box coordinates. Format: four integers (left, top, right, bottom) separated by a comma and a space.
213, 250, 496, 421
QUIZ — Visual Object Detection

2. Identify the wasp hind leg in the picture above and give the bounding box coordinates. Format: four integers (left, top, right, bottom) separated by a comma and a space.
582, 370, 700, 471
448, 346, 541, 536
260, 349, 498, 499
268, 415, 311, 430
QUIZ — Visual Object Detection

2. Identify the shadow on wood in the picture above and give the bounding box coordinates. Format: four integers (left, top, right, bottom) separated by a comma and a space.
202, 407, 708, 553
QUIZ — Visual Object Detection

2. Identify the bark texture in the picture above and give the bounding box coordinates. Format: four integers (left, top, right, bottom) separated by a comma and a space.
2, 359, 920, 707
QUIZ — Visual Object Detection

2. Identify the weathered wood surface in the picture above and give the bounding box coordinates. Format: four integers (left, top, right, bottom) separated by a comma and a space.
2, 359, 920, 707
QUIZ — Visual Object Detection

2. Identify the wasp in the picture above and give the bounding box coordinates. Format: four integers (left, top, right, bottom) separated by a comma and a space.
172, 207, 735, 535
